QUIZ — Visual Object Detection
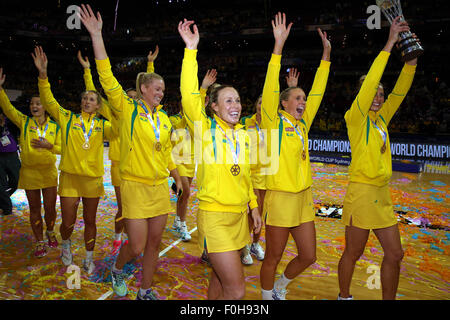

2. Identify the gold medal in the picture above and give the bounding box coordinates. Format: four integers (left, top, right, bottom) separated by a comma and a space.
230, 164, 241, 176
302, 150, 307, 160
155, 142, 162, 151
381, 143, 386, 154
82, 142, 90, 150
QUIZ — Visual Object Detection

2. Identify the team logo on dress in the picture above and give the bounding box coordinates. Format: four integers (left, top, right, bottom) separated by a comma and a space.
285, 127, 294, 132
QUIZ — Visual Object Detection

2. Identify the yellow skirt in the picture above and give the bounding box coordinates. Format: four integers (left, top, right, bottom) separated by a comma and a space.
111, 161, 121, 187
197, 209, 251, 253
251, 172, 266, 190
177, 162, 195, 178
58, 171, 104, 198
18, 165, 58, 190
121, 179, 172, 219
342, 182, 397, 230
264, 187, 315, 227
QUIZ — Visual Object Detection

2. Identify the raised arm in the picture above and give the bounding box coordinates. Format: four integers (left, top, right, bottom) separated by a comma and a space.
178, 19, 208, 133
79, 4, 126, 117
0, 68, 25, 127
77, 50, 117, 120
147, 45, 159, 73
285, 67, 300, 88
261, 12, 293, 130
381, 54, 418, 124
33, 46, 70, 123
346, 16, 410, 125
200, 68, 217, 107
303, 28, 331, 130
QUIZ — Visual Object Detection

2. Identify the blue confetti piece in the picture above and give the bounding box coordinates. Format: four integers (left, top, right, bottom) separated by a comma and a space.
430, 244, 444, 253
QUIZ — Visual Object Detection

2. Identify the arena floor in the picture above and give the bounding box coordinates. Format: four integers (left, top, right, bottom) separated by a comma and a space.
0, 149, 448, 300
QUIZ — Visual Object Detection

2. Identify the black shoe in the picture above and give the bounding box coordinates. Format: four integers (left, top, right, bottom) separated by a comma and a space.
1, 209, 12, 216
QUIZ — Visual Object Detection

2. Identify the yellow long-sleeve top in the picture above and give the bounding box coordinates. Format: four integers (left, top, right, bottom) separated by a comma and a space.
169, 112, 195, 166
38, 77, 112, 177
0, 89, 61, 167
261, 54, 330, 193
95, 57, 176, 186
181, 48, 258, 212
241, 113, 268, 177
344, 51, 416, 186
83, 68, 120, 162
81, 61, 156, 163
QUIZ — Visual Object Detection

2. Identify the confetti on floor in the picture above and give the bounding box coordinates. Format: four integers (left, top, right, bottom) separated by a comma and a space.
0, 151, 448, 300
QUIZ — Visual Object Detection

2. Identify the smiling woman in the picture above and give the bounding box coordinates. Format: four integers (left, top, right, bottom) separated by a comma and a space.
32, 45, 113, 275
178, 17, 262, 300
0, 67, 61, 258
78, 3, 183, 300
259, 12, 331, 301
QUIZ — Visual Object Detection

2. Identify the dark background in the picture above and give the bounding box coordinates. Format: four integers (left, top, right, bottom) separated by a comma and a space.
0, 0, 448, 143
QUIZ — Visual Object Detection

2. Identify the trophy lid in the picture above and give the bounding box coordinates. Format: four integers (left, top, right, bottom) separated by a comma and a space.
376, 0, 394, 9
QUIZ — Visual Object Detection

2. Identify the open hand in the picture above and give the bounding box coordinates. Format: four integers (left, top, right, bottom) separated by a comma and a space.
147, 45, 159, 63
31, 46, 48, 77
286, 67, 300, 87
79, 4, 103, 36
31, 138, 53, 150
0, 68, 6, 88
77, 50, 90, 68
201, 69, 217, 89
178, 19, 199, 50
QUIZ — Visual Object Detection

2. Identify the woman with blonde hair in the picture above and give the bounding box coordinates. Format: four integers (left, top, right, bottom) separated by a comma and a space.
79, 4, 182, 300
33, 45, 112, 273
259, 12, 331, 300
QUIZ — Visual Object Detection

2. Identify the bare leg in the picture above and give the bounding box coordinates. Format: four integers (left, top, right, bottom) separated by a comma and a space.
115, 219, 148, 269
176, 176, 192, 222
208, 250, 246, 300
338, 221, 370, 298
260, 225, 290, 290
81, 197, 100, 251
113, 186, 124, 234
283, 221, 317, 279
373, 224, 404, 300
140, 214, 168, 289
25, 189, 43, 241
59, 196, 80, 241
42, 186, 57, 232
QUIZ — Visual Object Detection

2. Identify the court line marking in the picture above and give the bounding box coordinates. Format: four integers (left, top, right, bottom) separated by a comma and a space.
97, 226, 197, 300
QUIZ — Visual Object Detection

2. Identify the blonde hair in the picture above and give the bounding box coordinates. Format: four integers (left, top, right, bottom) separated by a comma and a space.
279, 87, 301, 109
136, 72, 164, 100
81, 90, 102, 106
359, 75, 384, 90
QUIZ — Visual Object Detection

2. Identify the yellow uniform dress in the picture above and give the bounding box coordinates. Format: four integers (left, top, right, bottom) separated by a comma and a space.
241, 114, 267, 190
261, 54, 330, 227
343, 51, 416, 229
83, 68, 121, 187
169, 113, 195, 178
181, 48, 258, 253
38, 77, 112, 198
95, 58, 176, 219
0, 89, 61, 190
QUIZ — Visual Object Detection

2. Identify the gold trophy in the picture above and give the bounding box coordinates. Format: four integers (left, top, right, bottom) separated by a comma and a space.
376, 0, 424, 61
